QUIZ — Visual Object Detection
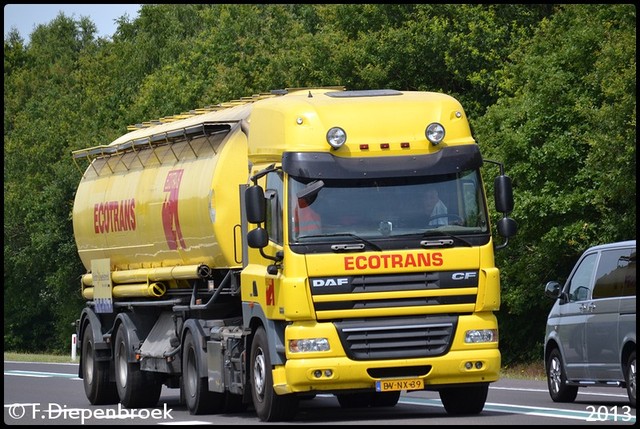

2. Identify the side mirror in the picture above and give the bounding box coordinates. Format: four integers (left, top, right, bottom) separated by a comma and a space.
247, 227, 269, 249
544, 281, 561, 299
494, 175, 514, 214
497, 217, 517, 238
245, 185, 266, 224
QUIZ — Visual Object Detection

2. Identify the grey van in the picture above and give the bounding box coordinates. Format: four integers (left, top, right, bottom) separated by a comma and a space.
544, 240, 636, 408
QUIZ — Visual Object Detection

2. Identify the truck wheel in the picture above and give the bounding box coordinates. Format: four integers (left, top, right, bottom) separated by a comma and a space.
114, 324, 162, 408
250, 327, 298, 421
182, 330, 225, 414
81, 325, 118, 405
546, 348, 578, 403
439, 384, 488, 415
625, 351, 636, 408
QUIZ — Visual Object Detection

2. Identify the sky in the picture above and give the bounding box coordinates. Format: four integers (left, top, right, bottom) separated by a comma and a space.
4, 4, 141, 41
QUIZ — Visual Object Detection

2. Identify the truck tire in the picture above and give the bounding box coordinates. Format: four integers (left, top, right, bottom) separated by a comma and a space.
546, 348, 578, 403
625, 351, 636, 408
182, 330, 225, 414
81, 325, 118, 405
114, 324, 162, 408
250, 327, 298, 421
439, 384, 488, 415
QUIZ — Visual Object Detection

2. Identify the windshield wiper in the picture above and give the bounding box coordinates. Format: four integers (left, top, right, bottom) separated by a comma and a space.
420, 230, 472, 248
302, 232, 382, 252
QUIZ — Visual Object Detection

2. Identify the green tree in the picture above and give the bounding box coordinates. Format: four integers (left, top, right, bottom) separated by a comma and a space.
475, 4, 636, 363
4, 13, 98, 351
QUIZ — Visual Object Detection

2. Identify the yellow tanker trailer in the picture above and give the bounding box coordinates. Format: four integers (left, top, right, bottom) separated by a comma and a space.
72, 87, 516, 421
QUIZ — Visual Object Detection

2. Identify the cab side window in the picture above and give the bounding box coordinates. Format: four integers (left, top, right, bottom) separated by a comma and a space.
567, 253, 597, 302
265, 171, 283, 245
592, 248, 636, 299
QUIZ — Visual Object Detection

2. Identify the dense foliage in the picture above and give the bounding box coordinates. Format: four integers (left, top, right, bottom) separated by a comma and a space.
4, 4, 635, 364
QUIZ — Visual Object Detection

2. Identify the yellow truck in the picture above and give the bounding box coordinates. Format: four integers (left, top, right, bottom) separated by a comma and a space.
72, 87, 516, 421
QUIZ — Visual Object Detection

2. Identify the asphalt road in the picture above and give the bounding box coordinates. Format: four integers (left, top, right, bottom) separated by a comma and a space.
4, 361, 636, 425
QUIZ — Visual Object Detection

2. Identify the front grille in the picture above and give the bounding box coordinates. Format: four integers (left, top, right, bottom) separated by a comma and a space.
310, 270, 478, 315
334, 315, 457, 360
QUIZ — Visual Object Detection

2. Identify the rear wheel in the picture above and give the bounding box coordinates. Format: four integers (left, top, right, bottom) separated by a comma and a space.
625, 351, 636, 408
439, 384, 488, 415
183, 330, 225, 414
81, 325, 118, 405
114, 324, 161, 408
250, 327, 298, 421
546, 348, 578, 403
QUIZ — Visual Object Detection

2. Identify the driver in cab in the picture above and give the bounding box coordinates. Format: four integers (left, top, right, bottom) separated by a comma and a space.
424, 188, 448, 226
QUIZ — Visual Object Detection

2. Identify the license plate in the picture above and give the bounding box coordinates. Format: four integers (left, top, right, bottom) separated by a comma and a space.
375, 378, 424, 392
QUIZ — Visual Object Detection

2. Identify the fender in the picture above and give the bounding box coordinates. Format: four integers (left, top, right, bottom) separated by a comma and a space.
243, 301, 287, 366
113, 312, 144, 364
77, 307, 111, 378
181, 319, 210, 379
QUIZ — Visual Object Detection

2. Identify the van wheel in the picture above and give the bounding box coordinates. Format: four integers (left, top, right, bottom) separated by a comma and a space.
439, 384, 487, 415
546, 348, 578, 402
625, 351, 636, 408
81, 326, 118, 405
250, 327, 298, 421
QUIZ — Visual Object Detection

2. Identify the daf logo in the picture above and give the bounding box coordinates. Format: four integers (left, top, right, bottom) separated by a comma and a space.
452, 272, 477, 281
312, 278, 350, 287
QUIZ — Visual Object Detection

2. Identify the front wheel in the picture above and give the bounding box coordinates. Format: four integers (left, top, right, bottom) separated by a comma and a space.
625, 351, 636, 408
546, 348, 578, 403
250, 327, 298, 421
81, 325, 118, 405
439, 384, 488, 415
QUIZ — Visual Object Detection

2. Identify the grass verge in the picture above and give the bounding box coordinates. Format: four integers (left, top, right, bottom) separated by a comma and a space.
4, 352, 77, 364
500, 361, 546, 381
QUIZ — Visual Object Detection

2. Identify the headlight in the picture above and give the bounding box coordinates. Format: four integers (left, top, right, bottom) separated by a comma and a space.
326, 127, 347, 149
425, 122, 445, 145
465, 329, 498, 343
289, 338, 330, 353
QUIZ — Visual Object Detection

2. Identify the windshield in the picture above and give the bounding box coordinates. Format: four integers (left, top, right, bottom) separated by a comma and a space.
288, 170, 489, 244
